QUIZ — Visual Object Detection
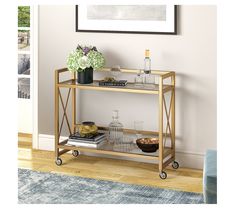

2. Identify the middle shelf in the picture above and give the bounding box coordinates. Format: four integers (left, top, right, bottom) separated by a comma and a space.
57, 79, 174, 95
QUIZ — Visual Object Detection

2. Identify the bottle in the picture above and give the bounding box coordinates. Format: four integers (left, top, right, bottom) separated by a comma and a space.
108, 110, 123, 144
144, 49, 151, 74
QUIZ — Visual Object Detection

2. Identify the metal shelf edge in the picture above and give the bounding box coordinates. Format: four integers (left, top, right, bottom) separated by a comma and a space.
57, 144, 173, 161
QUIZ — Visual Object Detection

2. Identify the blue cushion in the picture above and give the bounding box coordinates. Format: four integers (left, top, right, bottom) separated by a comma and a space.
203, 149, 217, 204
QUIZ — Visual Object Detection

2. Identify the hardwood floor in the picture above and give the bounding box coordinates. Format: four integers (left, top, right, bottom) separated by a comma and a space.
18, 136, 203, 193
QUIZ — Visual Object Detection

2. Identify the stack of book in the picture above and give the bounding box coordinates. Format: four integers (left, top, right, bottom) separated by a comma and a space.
67, 132, 107, 148
98, 80, 128, 86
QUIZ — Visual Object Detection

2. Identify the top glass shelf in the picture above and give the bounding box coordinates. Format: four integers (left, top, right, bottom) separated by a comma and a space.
57, 79, 173, 95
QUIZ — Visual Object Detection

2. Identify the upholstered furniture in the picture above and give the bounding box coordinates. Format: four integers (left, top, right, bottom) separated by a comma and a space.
203, 149, 217, 204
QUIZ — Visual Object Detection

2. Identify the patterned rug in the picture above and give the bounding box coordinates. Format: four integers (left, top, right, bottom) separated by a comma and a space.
18, 168, 204, 204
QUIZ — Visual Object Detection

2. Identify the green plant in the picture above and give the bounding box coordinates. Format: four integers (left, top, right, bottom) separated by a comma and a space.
67, 45, 105, 72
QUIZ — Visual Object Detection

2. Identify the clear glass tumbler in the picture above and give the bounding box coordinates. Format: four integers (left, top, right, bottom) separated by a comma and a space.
143, 73, 155, 89
134, 69, 143, 87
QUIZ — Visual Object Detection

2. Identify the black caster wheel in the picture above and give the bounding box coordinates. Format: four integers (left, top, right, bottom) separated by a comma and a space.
172, 161, 179, 169
72, 150, 80, 157
159, 171, 167, 179
55, 158, 62, 166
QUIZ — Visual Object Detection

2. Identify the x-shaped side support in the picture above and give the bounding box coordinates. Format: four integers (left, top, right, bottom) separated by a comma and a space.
163, 90, 174, 147
58, 88, 72, 138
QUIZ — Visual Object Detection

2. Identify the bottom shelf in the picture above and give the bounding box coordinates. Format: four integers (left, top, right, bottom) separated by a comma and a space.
58, 139, 173, 161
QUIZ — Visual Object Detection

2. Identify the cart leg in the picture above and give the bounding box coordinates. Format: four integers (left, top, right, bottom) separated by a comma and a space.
55, 149, 62, 166
55, 150, 62, 167
55, 70, 61, 165
158, 76, 165, 178
171, 74, 176, 161
55, 148, 59, 159
72, 72, 76, 133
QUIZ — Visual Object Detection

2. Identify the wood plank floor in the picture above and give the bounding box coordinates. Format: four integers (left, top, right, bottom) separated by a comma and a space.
18, 137, 203, 193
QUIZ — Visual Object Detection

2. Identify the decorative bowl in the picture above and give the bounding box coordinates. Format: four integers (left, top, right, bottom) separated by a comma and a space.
78, 121, 98, 137
136, 138, 159, 153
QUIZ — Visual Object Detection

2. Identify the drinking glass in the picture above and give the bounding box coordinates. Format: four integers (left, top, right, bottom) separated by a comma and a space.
134, 69, 143, 87
110, 65, 121, 80
143, 74, 155, 89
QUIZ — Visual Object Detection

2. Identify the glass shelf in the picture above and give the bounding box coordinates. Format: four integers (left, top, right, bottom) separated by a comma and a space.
60, 133, 173, 159
57, 79, 173, 95
95, 140, 158, 157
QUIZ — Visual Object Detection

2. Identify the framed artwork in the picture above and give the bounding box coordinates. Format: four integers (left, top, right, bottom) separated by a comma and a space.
76, 5, 177, 35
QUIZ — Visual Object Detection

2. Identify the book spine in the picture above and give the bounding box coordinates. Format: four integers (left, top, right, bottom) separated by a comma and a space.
69, 135, 106, 143
67, 142, 97, 148
69, 134, 106, 142
99, 83, 126, 86
67, 140, 106, 148
68, 137, 105, 144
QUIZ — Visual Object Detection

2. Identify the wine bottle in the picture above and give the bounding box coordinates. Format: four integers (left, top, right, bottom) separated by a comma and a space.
144, 49, 151, 74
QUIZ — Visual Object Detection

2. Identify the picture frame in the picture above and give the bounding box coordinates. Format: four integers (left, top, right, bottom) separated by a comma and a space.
75, 5, 177, 35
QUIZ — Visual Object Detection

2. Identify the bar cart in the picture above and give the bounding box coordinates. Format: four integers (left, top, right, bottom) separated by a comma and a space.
54, 68, 179, 179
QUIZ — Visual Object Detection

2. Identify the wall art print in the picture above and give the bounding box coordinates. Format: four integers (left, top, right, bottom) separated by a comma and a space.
76, 5, 177, 35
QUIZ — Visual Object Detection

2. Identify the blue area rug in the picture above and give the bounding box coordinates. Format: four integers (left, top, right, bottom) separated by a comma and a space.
18, 168, 203, 204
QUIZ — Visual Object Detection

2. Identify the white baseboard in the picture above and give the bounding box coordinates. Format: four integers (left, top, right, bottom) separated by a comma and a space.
38, 134, 204, 169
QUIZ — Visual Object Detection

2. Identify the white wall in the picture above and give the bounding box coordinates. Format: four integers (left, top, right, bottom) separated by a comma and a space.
38, 5, 216, 169
18, 99, 32, 133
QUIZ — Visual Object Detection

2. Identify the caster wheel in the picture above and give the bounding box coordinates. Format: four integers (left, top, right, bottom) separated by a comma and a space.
55, 158, 62, 166
172, 161, 179, 169
72, 150, 80, 157
159, 171, 167, 179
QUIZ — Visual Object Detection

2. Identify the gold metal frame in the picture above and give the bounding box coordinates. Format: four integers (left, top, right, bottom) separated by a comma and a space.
54, 67, 176, 176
